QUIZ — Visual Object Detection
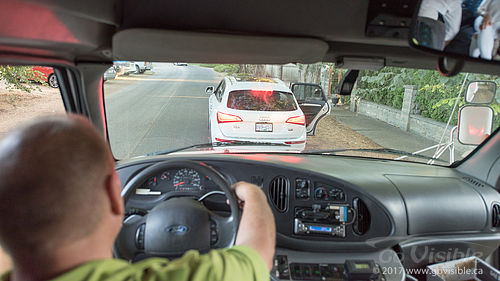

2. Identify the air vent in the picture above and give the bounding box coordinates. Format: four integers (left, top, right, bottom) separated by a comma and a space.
492, 204, 500, 228
353, 198, 371, 235
269, 176, 289, 212
463, 177, 485, 188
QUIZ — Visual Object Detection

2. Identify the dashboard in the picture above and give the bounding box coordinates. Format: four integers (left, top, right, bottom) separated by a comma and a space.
116, 153, 500, 281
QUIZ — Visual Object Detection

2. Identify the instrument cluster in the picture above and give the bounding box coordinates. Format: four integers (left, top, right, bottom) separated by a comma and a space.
133, 168, 219, 198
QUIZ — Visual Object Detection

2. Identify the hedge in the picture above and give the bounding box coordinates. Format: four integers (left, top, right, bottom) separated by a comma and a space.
355, 67, 500, 130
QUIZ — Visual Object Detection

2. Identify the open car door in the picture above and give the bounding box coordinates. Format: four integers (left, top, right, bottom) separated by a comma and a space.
290, 83, 330, 135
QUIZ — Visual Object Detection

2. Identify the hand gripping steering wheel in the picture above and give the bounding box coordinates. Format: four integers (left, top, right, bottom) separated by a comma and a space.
114, 160, 240, 260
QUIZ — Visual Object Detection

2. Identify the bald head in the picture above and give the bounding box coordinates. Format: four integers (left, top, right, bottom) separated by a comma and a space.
0, 115, 115, 257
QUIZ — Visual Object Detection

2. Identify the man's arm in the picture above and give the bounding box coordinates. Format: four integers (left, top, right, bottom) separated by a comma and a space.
0, 245, 11, 274
125, 182, 275, 281
233, 181, 276, 271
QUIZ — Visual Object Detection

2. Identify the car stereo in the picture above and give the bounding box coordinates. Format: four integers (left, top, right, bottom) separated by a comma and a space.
293, 204, 352, 238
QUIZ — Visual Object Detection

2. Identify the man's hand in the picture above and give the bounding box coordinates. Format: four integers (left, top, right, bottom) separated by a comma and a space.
233, 182, 276, 271
480, 14, 492, 30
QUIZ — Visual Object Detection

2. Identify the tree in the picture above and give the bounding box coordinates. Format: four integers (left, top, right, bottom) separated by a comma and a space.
0, 65, 44, 92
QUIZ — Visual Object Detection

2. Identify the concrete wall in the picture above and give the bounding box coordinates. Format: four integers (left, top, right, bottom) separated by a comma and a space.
357, 100, 402, 128
356, 99, 473, 155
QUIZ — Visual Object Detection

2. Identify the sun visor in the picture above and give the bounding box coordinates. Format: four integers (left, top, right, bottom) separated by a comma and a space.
112, 29, 329, 64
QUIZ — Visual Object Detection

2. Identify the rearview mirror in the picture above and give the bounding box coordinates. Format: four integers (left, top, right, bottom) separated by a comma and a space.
465, 81, 496, 104
458, 105, 494, 145
205, 86, 214, 94
410, 0, 500, 64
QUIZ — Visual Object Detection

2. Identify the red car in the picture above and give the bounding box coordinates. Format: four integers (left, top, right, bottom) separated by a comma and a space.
30, 66, 58, 88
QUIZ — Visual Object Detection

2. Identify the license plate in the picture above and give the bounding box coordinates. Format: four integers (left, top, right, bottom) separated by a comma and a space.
255, 122, 273, 132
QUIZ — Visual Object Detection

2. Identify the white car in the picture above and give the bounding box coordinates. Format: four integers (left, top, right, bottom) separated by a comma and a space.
207, 77, 307, 150
113, 61, 135, 76
134, 61, 153, 73
113, 61, 153, 75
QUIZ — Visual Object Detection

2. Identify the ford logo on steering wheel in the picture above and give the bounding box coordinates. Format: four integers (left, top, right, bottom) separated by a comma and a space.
166, 224, 189, 234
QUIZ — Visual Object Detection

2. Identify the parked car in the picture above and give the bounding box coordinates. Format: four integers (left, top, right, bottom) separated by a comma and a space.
133, 61, 153, 73
113, 61, 135, 76
113, 61, 152, 76
174, 62, 188, 66
207, 76, 306, 150
103, 66, 117, 81
30, 66, 58, 88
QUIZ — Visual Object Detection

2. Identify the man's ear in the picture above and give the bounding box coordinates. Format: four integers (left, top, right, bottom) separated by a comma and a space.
105, 170, 124, 216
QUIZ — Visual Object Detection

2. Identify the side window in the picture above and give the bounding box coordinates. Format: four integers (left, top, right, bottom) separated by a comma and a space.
216, 81, 225, 102
0, 65, 65, 139
291, 84, 324, 102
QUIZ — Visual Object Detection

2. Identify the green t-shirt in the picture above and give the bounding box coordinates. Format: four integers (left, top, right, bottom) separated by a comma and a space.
1, 246, 269, 281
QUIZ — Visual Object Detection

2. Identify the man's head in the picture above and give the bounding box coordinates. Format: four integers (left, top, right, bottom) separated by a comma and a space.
0, 115, 123, 259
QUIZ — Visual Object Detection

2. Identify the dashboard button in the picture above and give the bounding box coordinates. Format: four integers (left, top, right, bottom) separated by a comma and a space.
295, 178, 310, 200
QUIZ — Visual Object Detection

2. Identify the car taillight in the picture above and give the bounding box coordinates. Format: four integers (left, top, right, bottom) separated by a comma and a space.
286, 115, 305, 126
285, 140, 306, 144
217, 112, 243, 123
215, 138, 235, 143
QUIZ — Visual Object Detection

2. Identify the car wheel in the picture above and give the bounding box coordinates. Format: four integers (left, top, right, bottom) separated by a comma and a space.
48, 74, 58, 88
135, 65, 140, 74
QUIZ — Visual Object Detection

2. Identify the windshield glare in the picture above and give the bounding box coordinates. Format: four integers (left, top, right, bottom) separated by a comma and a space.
103, 63, 500, 165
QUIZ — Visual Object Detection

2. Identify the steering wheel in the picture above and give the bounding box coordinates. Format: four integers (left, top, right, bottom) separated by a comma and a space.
114, 160, 240, 261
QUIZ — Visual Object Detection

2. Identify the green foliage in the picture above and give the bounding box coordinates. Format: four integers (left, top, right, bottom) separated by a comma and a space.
490, 103, 500, 131
213, 64, 239, 74
0, 65, 45, 93
198, 64, 218, 68
355, 67, 500, 131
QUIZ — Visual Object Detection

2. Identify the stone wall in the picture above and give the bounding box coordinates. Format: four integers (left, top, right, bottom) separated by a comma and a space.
357, 100, 402, 128
356, 99, 473, 155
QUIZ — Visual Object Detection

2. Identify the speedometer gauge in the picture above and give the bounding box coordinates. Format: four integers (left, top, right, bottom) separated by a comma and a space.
173, 168, 202, 191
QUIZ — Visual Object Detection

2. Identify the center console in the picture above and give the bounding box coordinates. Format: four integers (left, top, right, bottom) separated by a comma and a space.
272, 248, 405, 281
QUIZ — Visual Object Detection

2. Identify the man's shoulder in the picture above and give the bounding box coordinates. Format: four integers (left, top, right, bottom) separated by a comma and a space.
3, 246, 268, 281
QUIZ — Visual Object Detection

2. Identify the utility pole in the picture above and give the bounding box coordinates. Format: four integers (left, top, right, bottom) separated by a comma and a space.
327, 65, 333, 99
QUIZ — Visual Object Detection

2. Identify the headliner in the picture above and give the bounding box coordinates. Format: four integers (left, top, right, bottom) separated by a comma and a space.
0, 0, 498, 74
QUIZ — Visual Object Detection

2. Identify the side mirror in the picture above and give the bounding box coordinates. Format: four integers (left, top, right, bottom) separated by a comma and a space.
465, 81, 496, 104
457, 105, 494, 145
337, 70, 359, 96
206, 86, 214, 94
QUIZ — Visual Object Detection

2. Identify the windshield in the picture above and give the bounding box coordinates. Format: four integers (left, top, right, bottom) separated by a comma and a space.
103, 63, 500, 164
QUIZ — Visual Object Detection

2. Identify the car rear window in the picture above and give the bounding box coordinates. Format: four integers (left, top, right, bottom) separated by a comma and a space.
227, 90, 298, 111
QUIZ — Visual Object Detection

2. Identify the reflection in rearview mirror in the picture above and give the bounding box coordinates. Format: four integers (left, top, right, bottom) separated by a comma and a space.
412, 0, 500, 62
458, 105, 494, 145
465, 81, 496, 104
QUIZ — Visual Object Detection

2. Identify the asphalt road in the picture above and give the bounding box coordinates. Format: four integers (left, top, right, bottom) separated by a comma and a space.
104, 63, 222, 159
